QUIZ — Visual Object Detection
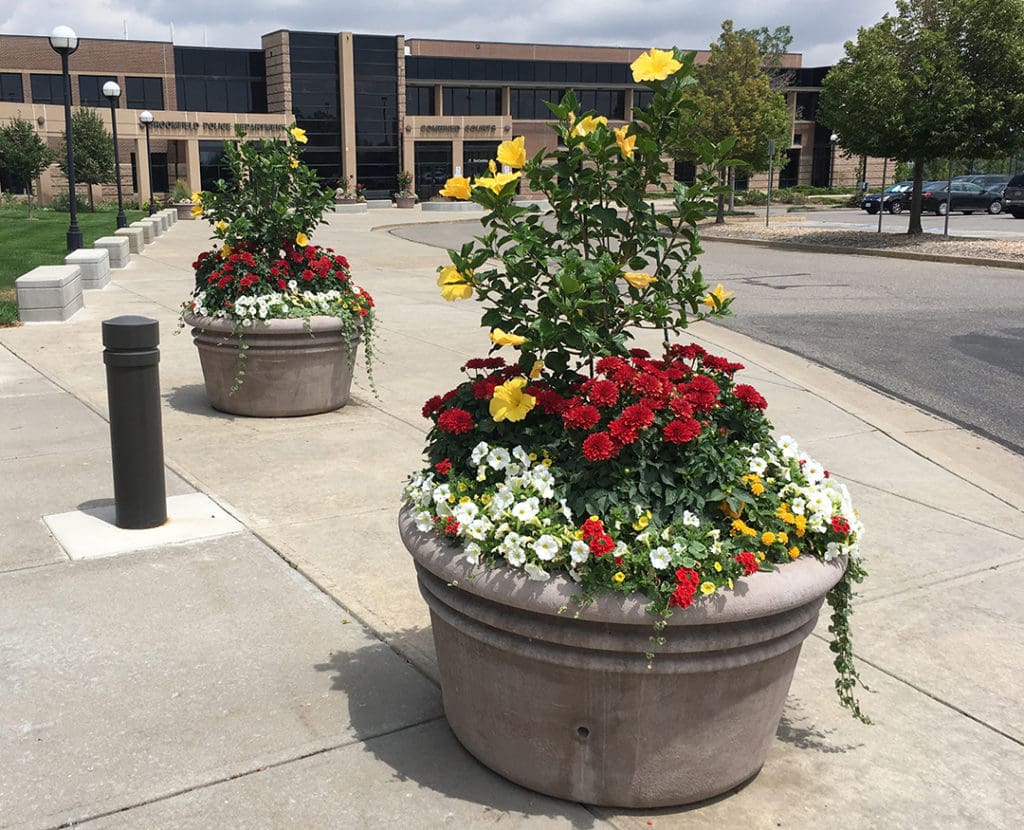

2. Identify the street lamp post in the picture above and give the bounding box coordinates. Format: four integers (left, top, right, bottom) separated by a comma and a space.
102, 81, 128, 229
139, 110, 156, 216
829, 133, 839, 189
49, 25, 83, 252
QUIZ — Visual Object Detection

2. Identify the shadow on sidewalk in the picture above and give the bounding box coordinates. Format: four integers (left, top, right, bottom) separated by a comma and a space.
165, 383, 238, 420
314, 629, 601, 827
776, 697, 863, 754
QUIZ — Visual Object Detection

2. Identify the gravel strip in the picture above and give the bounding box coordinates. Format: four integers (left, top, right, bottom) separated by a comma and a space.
698, 219, 1024, 262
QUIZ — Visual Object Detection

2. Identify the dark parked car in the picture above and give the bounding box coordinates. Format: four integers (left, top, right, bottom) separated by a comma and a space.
954, 174, 1011, 212
861, 180, 913, 214
919, 180, 1004, 215
1001, 173, 1024, 218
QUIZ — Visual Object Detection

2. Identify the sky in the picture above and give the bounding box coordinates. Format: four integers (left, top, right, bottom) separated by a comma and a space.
3, 1, 899, 68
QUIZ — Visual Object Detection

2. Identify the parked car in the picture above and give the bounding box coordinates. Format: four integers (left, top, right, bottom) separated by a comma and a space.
919, 180, 1004, 215
1001, 173, 1024, 218
953, 174, 1011, 212
861, 180, 913, 214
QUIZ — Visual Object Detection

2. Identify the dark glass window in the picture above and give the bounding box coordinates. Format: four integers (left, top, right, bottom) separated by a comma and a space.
173, 46, 267, 114
406, 85, 434, 116
406, 56, 631, 85
443, 86, 500, 116
125, 77, 164, 110
510, 88, 562, 120
78, 75, 118, 107
463, 141, 500, 180
290, 32, 342, 183
30, 74, 65, 104
414, 140, 451, 201
198, 140, 232, 190
575, 89, 625, 119
633, 90, 654, 112
353, 34, 399, 194
0, 73, 24, 103
795, 91, 818, 122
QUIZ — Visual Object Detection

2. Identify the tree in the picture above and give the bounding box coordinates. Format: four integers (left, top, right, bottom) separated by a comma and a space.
819, 0, 1024, 233
691, 20, 793, 223
735, 24, 795, 89
59, 108, 114, 211
0, 117, 54, 218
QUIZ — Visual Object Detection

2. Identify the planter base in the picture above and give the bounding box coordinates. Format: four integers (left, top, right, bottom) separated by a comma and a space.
401, 507, 845, 808
185, 313, 360, 417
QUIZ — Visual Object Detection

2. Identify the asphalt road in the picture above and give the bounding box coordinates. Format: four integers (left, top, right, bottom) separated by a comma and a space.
392, 220, 1024, 455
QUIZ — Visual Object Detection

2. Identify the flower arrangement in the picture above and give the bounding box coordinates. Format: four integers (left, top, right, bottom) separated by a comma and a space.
180, 125, 377, 388
395, 169, 414, 197
402, 48, 868, 720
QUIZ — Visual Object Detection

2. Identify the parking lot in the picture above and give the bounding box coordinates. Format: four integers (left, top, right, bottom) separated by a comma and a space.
781, 206, 1024, 238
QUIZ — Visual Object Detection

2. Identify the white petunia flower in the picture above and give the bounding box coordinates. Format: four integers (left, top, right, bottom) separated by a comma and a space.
487, 447, 511, 470
803, 461, 825, 484
512, 445, 532, 467
649, 546, 671, 570
790, 497, 806, 516
511, 497, 540, 522
414, 511, 434, 532
524, 562, 551, 581
824, 541, 842, 562
569, 540, 590, 564
470, 441, 490, 465
465, 517, 493, 541
506, 547, 527, 567
432, 484, 452, 504
533, 535, 561, 561
682, 510, 700, 528
451, 501, 479, 524
464, 542, 482, 566
776, 435, 798, 458
559, 499, 573, 522
490, 489, 515, 514
749, 457, 768, 475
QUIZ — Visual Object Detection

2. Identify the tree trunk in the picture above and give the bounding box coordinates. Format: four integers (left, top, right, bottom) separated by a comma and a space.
26, 184, 34, 219
908, 159, 924, 235
88, 184, 95, 212
715, 166, 726, 224
728, 167, 735, 211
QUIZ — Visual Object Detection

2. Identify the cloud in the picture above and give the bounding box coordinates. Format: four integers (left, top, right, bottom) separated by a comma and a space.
4, 0, 897, 65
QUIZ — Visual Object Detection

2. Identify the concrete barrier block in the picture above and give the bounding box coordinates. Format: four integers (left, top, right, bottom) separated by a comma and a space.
93, 236, 131, 268
144, 216, 165, 237
65, 248, 110, 290
366, 199, 395, 209
155, 212, 170, 232
332, 203, 369, 214
116, 227, 145, 253
131, 220, 155, 244
163, 208, 176, 226
16, 265, 83, 322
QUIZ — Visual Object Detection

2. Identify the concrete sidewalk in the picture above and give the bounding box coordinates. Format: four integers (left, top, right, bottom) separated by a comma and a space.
1, 209, 1022, 828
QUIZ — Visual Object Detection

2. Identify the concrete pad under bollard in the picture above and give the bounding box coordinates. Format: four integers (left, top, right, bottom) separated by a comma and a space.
43, 492, 244, 560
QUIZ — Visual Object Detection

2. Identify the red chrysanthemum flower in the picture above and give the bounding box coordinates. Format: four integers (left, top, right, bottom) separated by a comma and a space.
434, 458, 452, 475
620, 403, 655, 429
582, 431, 619, 461
734, 551, 759, 576
580, 517, 605, 540
421, 395, 444, 419
664, 418, 702, 444
532, 387, 568, 415
563, 405, 601, 431
596, 356, 629, 375
585, 379, 619, 408
669, 397, 694, 419
589, 533, 615, 556
734, 384, 768, 411
608, 418, 638, 445
301, 268, 315, 281
471, 379, 497, 400
669, 343, 707, 362
437, 408, 475, 435
276, 279, 287, 290
632, 371, 666, 398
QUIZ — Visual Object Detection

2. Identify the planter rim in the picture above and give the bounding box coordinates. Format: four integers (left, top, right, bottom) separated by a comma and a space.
183, 311, 355, 336
399, 505, 846, 627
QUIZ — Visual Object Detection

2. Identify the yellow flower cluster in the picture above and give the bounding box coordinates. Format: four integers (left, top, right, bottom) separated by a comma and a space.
742, 474, 766, 496
731, 519, 757, 538
776, 503, 808, 538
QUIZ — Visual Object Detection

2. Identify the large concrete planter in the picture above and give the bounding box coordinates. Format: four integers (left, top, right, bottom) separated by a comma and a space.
184, 313, 360, 417
174, 202, 196, 220
394, 194, 417, 209
399, 506, 846, 808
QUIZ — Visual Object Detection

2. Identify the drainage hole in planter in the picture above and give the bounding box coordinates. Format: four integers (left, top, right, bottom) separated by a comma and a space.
576, 725, 591, 740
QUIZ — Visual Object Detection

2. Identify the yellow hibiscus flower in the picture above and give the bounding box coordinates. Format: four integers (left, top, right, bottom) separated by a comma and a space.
630, 48, 683, 83
436, 265, 474, 301
623, 271, 657, 289
290, 158, 300, 169
701, 283, 734, 308
496, 136, 526, 169
489, 377, 536, 422
571, 114, 608, 137
439, 176, 472, 200
215, 220, 228, 232
614, 125, 636, 159
473, 171, 521, 195
219, 243, 232, 259
295, 232, 309, 247
289, 126, 308, 144
489, 328, 527, 347
529, 360, 544, 379
190, 192, 202, 204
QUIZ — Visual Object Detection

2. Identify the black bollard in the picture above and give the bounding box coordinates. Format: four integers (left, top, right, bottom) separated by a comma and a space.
102, 315, 167, 529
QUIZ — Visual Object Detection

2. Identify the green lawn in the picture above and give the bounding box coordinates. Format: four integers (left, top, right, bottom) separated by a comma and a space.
0, 204, 144, 310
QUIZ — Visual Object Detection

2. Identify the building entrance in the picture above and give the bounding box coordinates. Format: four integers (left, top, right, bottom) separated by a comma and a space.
414, 141, 452, 200
463, 141, 500, 181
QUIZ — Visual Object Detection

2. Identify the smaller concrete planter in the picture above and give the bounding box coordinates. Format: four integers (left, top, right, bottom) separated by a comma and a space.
175, 202, 196, 220
400, 506, 846, 808
184, 313, 360, 417
394, 194, 417, 209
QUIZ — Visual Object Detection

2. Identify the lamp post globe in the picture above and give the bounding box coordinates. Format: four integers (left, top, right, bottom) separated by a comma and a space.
49, 25, 82, 252
139, 110, 156, 216
103, 81, 128, 229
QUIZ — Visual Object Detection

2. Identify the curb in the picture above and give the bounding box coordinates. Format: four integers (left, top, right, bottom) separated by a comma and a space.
698, 233, 1024, 271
